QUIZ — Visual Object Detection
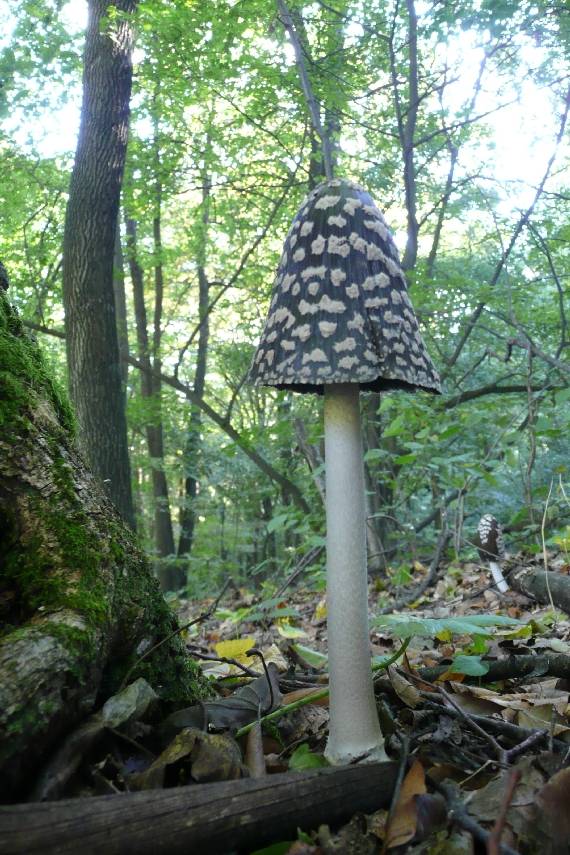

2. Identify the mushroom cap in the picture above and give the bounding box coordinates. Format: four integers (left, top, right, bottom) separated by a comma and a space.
249, 179, 441, 394
476, 514, 505, 562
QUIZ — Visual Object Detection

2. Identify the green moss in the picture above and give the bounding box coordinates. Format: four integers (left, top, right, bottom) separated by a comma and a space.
0, 292, 209, 704
1, 498, 109, 631
0, 294, 75, 434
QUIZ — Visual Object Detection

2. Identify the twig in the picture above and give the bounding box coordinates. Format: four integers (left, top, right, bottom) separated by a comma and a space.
421, 698, 568, 755
274, 545, 324, 598
185, 648, 261, 679
405, 672, 504, 761
437, 781, 520, 855
487, 768, 521, 855
118, 578, 235, 690
381, 735, 410, 855
503, 732, 545, 764
235, 638, 411, 738
541, 478, 555, 612
247, 648, 275, 714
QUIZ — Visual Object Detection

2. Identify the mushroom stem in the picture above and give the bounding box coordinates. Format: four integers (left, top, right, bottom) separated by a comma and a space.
323, 383, 388, 764
489, 561, 509, 593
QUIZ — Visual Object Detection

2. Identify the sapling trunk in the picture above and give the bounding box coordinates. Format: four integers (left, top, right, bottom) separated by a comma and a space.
323, 384, 387, 764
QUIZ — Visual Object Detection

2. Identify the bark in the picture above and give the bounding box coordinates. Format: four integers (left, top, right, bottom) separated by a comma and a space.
0, 763, 398, 855
125, 218, 178, 589
62, 0, 137, 527
0, 294, 206, 801
510, 566, 570, 616
112, 222, 129, 390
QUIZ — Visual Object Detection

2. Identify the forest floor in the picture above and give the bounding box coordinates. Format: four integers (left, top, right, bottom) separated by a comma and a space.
165, 548, 570, 854
12, 550, 570, 855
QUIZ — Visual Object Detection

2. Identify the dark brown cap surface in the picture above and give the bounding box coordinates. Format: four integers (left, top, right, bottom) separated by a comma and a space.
476, 514, 505, 562
249, 179, 441, 394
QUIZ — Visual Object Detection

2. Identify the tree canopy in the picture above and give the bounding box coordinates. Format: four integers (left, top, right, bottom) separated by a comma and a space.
1, 0, 569, 594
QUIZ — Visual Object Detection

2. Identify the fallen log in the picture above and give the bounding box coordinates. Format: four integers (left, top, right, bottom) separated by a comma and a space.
510, 565, 570, 615
0, 762, 398, 855
419, 652, 570, 684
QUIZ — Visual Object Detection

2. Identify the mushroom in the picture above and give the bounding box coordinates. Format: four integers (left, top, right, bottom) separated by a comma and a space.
249, 179, 441, 764
476, 514, 509, 593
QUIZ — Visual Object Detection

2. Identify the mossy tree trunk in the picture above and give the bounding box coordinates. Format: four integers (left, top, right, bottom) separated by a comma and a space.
0, 294, 207, 802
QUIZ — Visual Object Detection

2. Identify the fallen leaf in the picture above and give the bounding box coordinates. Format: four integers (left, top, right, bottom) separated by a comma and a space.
386, 758, 426, 848
129, 727, 243, 789
388, 665, 422, 708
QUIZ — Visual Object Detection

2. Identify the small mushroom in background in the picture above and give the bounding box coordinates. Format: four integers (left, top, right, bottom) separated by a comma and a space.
249, 178, 441, 765
476, 513, 509, 593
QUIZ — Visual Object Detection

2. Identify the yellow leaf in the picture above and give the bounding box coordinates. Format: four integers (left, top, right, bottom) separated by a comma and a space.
313, 597, 327, 621
214, 637, 256, 663
277, 622, 307, 638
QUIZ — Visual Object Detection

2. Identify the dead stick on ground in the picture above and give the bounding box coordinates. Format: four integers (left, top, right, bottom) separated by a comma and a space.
437, 781, 519, 855
487, 768, 521, 855
0, 763, 399, 855
119, 577, 235, 690
406, 671, 504, 762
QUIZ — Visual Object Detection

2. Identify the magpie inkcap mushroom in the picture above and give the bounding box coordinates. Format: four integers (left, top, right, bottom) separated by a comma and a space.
250, 178, 441, 764
249, 178, 441, 394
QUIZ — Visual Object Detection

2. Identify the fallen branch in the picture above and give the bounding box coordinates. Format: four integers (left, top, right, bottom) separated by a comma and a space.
419, 651, 570, 683
510, 565, 570, 615
0, 764, 398, 855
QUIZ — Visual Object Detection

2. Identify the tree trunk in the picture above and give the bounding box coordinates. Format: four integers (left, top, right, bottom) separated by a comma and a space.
0, 294, 206, 802
112, 222, 129, 391
125, 217, 178, 590
178, 174, 211, 559
62, 0, 136, 528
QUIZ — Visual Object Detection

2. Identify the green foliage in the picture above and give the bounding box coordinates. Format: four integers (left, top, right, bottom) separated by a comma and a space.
288, 743, 329, 770
449, 654, 489, 676
1, 0, 569, 593
374, 613, 522, 639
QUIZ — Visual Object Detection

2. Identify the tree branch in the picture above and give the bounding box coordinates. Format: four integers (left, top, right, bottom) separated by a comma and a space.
443, 84, 570, 375
129, 357, 310, 514
276, 0, 334, 179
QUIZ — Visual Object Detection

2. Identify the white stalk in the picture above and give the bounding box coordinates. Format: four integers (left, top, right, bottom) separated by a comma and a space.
323, 384, 387, 764
489, 561, 509, 593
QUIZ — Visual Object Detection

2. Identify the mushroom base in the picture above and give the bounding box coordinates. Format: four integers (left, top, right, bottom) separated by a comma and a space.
323, 384, 388, 765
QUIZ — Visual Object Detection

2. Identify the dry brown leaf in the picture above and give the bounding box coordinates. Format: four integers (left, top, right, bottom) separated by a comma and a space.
282, 687, 329, 706
385, 758, 426, 848
387, 665, 422, 709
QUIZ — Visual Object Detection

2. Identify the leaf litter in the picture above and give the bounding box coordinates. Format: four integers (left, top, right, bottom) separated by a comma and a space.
29, 547, 570, 853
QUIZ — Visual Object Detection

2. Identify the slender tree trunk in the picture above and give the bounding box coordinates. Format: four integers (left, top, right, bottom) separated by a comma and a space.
62, 0, 136, 528
125, 218, 178, 586
178, 174, 211, 559
401, 0, 419, 270
113, 222, 129, 390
